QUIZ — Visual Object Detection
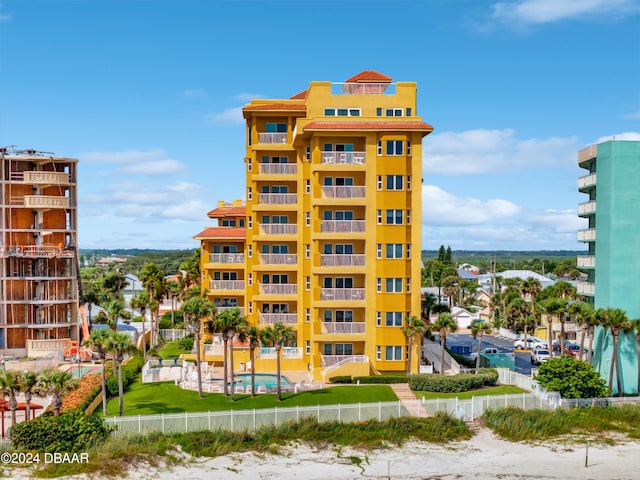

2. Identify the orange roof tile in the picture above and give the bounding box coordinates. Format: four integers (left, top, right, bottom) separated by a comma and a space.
345, 70, 392, 83
303, 121, 434, 132
207, 206, 246, 217
290, 90, 307, 99
193, 227, 246, 239
242, 103, 306, 112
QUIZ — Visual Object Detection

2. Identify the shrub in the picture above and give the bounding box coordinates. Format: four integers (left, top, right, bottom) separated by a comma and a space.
105, 352, 145, 397
535, 356, 608, 398
409, 369, 497, 393
329, 375, 353, 384
10, 410, 113, 452
178, 336, 194, 351
62, 373, 102, 413
354, 375, 408, 384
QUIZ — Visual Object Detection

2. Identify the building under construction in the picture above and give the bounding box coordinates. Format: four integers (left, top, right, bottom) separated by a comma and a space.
0, 148, 80, 356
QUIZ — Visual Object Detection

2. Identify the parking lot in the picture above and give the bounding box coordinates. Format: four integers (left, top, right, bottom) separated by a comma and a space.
445, 333, 534, 375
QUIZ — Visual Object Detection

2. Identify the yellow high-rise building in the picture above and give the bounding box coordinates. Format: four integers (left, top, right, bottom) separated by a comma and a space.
197, 71, 432, 380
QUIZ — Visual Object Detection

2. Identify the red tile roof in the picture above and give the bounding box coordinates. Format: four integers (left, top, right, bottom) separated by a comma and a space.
242, 103, 306, 112
290, 90, 307, 99
345, 70, 392, 83
303, 121, 434, 132
207, 206, 246, 217
193, 227, 246, 239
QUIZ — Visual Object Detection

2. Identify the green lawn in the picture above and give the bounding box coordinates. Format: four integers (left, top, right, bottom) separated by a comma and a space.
414, 385, 525, 400
106, 381, 399, 416
156, 340, 191, 360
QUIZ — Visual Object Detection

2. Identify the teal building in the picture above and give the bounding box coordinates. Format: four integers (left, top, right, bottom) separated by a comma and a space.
577, 140, 640, 394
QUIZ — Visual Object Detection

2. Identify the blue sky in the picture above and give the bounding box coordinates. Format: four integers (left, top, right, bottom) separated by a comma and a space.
1, 0, 639, 251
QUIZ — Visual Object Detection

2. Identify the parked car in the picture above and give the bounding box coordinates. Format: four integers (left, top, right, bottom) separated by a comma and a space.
469, 347, 499, 360
514, 337, 547, 350
531, 348, 551, 365
564, 344, 582, 357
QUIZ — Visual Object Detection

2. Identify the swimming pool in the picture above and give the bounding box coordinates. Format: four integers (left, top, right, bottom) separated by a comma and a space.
234, 373, 290, 389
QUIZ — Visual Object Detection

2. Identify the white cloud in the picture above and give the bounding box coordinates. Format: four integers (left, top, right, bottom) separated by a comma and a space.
205, 106, 244, 126
81, 149, 168, 164
527, 209, 586, 233
491, 0, 639, 24
182, 88, 207, 98
622, 111, 640, 120
79, 149, 187, 176
422, 185, 521, 226
596, 131, 640, 142
117, 159, 183, 176
423, 129, 578, 175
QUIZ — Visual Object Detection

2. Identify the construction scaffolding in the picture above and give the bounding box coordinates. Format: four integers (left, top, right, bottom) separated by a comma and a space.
0, 147, 80, 355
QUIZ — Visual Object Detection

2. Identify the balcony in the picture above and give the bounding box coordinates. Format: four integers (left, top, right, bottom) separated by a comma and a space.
321, 322, 365, 334
259, 253, 298, 265
577, 255, 595, 269
216, 306, 245, 316
320, 288, 365, 301
321, 151, 366, 165
331, 82, 396, 95
578, 200, 596, 216
209, 253, 245, 264
24, 195, 70, 209
23, 171, 70, 185
320, 254, 365, 267
321, 354, 367, 367
578, 173, 597, 190
320, 220, 366, 233
259, 224, 297, 235
578, 229, 596, 242
258, 133, 287, 144
258, 347, 302, 359
258, 164, 297, 175
258, 193, 298, 205
321, 186, 366, 199
209, 280, 244, 291
258, 313, 298, 324
259, 283, 297, 295
577, 281, 595, 296
578, 145, 597, 166
552, 323, 580, 333
0, 245, 74, 258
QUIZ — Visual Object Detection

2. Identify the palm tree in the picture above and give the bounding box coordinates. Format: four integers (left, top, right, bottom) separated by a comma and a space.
520, 277, 542, 317
181, 295, 216, 398
537, 298, 567, 357
599, 308, 630, 396
0, 370, 21, 426
471, 322, 492, 374
243, 325, 262, 397
85, 328, 112, 415
216, 308, 247, 400
261, 322, 296, 400
130, 291, 150, 357
106, 332, 135, 415
568, 301, 596, 362
101, 299, 128, 331
17, 371, 37, 420
403, 315, 426, 375
554, 280, 577, 300
421, 292, 437, 323
506, 297, 528, 332
521, 314, 538, 348
82, 288, 100, 322
139, 263, 165, 348
429, 313, 458, 374
629, 319, 640, 395
103, 269, 127, 300
35, 369, 77, 416
441, 275, 459, 308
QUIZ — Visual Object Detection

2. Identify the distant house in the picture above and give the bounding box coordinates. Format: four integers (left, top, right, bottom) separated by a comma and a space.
450, 307, 477, 329
459, 263, 480, 275
421, 287, 450, 307
477, 270, 555, 292
96, 256, 128, 267
457, 267, 479, 281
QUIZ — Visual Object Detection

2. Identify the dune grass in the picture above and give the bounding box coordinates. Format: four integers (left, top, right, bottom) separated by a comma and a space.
416, 385, 525, 400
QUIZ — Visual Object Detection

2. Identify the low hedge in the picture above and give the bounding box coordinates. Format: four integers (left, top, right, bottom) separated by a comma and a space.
409, 369, 498, 393
329, 375, 353, 384
105, 351, 145, 397
328, 375, 409, 384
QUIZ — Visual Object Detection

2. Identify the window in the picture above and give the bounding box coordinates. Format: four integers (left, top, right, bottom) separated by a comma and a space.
377, 244, 382, 259
306, 308, 310, 322
248, 126, 252, 146
248, 216, 252, 228
376, 107, 382, 116
386, 209, 403, 225
305, 180, 310, 194
406, 278, 411, 293
406, 108, 412, 116
407, 210, 411, 224
221, 219, 236, 227
265, 123, 287, 133
407, 141, 412, 156
377, 175, 382, 191
377, 278, 382, 293
248, 187, 252, 200
305, 244, 310, 258
306, 146, 311, 161
248, 273, 252, 286
306, 340, 310, 355
248, 302, 253, 314
386, 140, 404, 155
385, 278, 403, 293
324, 310, 332, 322
324, 108, 335, 116
386, 244, 403, 259
305, 276, 310, 290
385, 108, 403, 116
335, 343, 353, 355
385, 346, 403, 361
248, 157, 252, 172
377, 210, 382, 224
376, 346, 381, 360
248, 245, 252, 258
385, 312, 403, 327
306, 212, 310, 226
406, 244, 411, 259
376, 311, 381, 326
377, 141, 382, 155
386, 175, 403, 190
335, 310, 353, 322
407, 175, 411, 191
239, 219, 245, 227
325, 108, 360, 117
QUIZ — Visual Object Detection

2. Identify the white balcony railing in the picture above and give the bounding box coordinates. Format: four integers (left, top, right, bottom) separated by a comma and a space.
259, 253, 298, 265
209, 280, 244, 291
258, 313, 298, 324
216, 306, 245, 316
321, 322, 365, 334
258, 193, 298, 205
321, 186, 366, 198
258, 347, 302, 359
578, 173, 597, 189
320, 220, 366, 233
23, 171, 70, 185
321, 152, 366, 165
259, 224, 297, 235
321, 354, 367, 367
578, 201, 596, 216
209, 253, 244, 264
578, 229, 596, 242
552, 323, 580, 333
259, 284, 297, 295
24, 195, 70, 209
320, 254, 366, 267
258, 133, 287, 144
577, 255, 595, 268
577, 281, 595, 296
320, 288, 365, 301
258, 164, 297, 175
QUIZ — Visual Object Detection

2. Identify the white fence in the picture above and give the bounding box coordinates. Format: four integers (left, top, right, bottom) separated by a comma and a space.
159, 329, 190, 341
561, 397, 640, 409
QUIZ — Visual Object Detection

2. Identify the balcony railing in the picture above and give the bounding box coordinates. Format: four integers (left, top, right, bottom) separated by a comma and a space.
321, 152, 366, 165
216, 306, 245, 316
259, 313, 298, 324
321, 322, 365, 334
258, 193, 298, 205
331, 82, 396, 95
24, 195, 70, 209
258, 164, 297, 175
0, 245, 74, 258
209, 280, 244, 291
552, 323, 580, 333
320, 220, 366, 233
259, 284, 297, 295
577, 281, 595, 296
321, 354, 367, 367
209, 253, 244, 264
23, 171, 70, 185
259, 253, 298, 265
320, 254, 366, 267
320, 288, 365, 301
578, 229, 596, 242
321, 186, 366, 198
259, 224, 297, 235
577, 255, 595, 268
257, 347, 302, 359
578, 145, 597, 165
258, 133, 287, 144
578, 201, 596, 216
578, 173, 597, 189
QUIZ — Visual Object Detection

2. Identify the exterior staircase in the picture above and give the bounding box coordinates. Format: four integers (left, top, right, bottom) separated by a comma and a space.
389, 383, 426, 417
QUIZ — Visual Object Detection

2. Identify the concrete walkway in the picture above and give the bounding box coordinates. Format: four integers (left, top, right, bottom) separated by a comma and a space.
389, 383, 426, 417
